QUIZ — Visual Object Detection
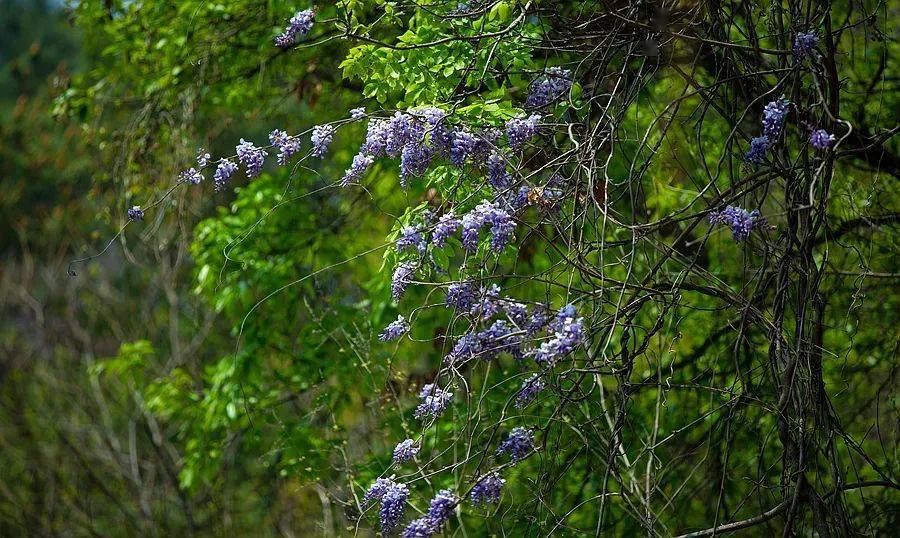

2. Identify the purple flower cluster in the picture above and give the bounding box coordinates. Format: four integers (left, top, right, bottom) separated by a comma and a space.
470, 472, 505, 505
414, 383, 453, 420
460, 200, 516, 253
363, 478, 408, 534
341, 154, 374, 186
515, 374, 545, 408
487, 151, 511, 189
196, 148, 210, 168
506, 114, 540, 150
432, 212, 460, 247
810, 129, 836, 150
793, 32, 818, 60
213, 159, 238, 191
311, 124, 334, 158
446, 281, 477, 311
450, 129, 477, 166
708, 205, 764, 241
762, 97, 790, 139
533, 305, 584, 364
127, 205, 144, 221
269, 129, 301, 165
526, 67, 573, 108
392, 439, 419, 464
179, 168, 203, 185
379, 315, 410, 341
744, 135, 770, 166
392, 262, 416, 301
400, 490, 457, 538
349, 107, 366, 120
396, 226, 427, 255
236, 139, 267, 178
497, 427, 534, 461
274, 9, 315, 48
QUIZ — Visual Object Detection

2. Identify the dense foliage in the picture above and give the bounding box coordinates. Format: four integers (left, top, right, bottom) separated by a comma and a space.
1, 0, 898, 535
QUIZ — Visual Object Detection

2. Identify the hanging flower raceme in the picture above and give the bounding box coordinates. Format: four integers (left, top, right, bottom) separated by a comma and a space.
487, 151, 511, 189
533, 305, 585, 364
470, 473, 505, 505
396, 226, 427, 255
414, 383, 453, 419
349, 107, 366, 120
341, 154, 374, 186
363, 478, 409, 534
708, 205, 765, 241
269, 129, 301, 165
515, 374, 545, 408
311, 124, 334, 158
274, 9, 315, 48
236, 139, 267, 178
446, 281, 477, 311
196, 148, 210, 168
432, 212, 461, 247
762, 97, 790, 139
497, 427, 534, 461
379, 315, 410, 341
400, 489, 457, 535
391, 262, 417, 301
506, 114, 541, 150
810, 129, 836, 150
526, 67, 573, 108
392, 439, 419, 464
793, 32, 818, 60
213, 159, 238, 191
178, 168, 203, 185
744, 135, 770, 166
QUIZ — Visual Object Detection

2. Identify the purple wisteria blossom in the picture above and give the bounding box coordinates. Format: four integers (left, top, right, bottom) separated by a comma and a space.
470, 284, 502, 320
396, 226, 427, 255
526, 67, 573, 108
506, 113, 541, 150
196, 148, 210, 168
341, 154, 374, 186
236, 138, 267, 178
213, 158, 238, 191
470, 472, 505, 505
400, 140, 432, 186
446, 281, 477, 311
445, 333, 483, 365
744, 135, 770, 166
515, 374, 546, 408
311, 124, 334, 158
178, 168, 203, 185
810, 129, 836, 150
379, 482, 409, 533
349, 107, 366, 120
391, 262, 416, 301
762, 97, 790, 139
425, 489, 458, 527
487, 151, 511, 189
460, 201, 515, 253
793, 32, 818, 60
450, 129, 477, 166
497, 427, 534, 461
708, 205, 765, 242
392, 439, 419, 464
414, 383, 453, 420
127, 206, 144, 221
534, 305, 584, 364
274, 9, 315, 48
402, 517, 438, 538
379, 315, 410, 341
362, 118, 391, 156
269, 129, 301, 165
432, 212, 460, 247
363, 478, 396, 506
